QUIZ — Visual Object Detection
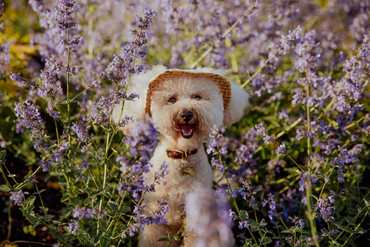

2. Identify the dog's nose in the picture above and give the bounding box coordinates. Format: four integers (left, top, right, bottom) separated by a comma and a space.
181, 111, 193, 122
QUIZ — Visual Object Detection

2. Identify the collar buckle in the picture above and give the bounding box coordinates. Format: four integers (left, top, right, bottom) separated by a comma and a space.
166, 149, 188, 161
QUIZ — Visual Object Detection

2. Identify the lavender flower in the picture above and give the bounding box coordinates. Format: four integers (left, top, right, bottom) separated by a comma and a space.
211, 157, 225, 172
0, 1, 10, 77
37, 54, 63, 97
314, 192, 336, 222
321, 228, 340, 236
185, 188, 234, 247
40, 160, 51, 172
278, 109, 289, 120
0, 132, 10, 148
262, 193, 277, 222
238, 220, 249, 229
14, 100, 45, 139
255, 123, 275, 144
9, 73, 36, 88
71, 121, 90, 142
206, 125, 228, 155
10, 191, 25, 206
73, 205, 106, 219
288, 215, 304, 229
103, 9, 157, 85
154, 162, 169, 186
72, 207, 86, 220
275, 142, 286, 155
121, 200, 168, 238
125, 117, 158, 162
50, 141, 69, 163
76, 158, 90, 177
67, 219, 79, 235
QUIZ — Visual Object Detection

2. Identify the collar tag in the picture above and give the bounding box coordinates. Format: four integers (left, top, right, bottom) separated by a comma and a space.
181, 166, 195, 177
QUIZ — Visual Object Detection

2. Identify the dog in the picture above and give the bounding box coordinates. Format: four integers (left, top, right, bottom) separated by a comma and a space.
113, 65, 249, 246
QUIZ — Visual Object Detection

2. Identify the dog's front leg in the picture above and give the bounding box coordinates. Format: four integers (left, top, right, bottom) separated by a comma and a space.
139, 223, 182, 247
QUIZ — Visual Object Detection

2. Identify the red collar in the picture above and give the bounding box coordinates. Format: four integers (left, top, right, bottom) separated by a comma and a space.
166, 149, 198, 160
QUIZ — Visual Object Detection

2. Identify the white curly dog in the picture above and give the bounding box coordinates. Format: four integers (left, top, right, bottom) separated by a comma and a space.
113, 66, 249, 247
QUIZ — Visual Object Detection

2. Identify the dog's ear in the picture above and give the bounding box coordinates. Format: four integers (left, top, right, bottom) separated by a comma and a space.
222, 81, 250, 127
112, 65, 167, 135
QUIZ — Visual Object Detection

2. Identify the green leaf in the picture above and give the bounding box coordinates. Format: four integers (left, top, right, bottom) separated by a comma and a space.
240, 210, 249, 220
281, 229, 293, 234
14, 182, 29, 190
66, 172, 75, 179
101, 221, 108, 231
103, 191, 112, 199
260, 237, 272, 245
61, 194, 70, 202
108, 201, 119, 211
54, 232, 68, 245
33, 189, 46, 195
248, 219, 259, 226
157, 238, 169, 242
40, 206, 49, 212
334, 223, 352, 233
41, 214, 53, 220
120, 206, 130, 214
25, 212, 36, 224
25, 195, 36, 207
243, 239, 253, 247
99, 235, 109, 247
0, 150, 6, 160
250, 226, 259, 232
57, 99, 75, 105
0, 184, 11, 192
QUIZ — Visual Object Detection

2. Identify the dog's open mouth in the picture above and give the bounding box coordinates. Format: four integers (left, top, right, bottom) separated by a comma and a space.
180, 123, 195, 139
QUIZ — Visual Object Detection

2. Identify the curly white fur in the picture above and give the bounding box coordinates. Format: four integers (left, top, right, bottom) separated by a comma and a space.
112, 66, 249, 247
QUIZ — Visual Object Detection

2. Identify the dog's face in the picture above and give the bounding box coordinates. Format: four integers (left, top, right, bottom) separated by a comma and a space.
113, 66, 250, 151
150, 76, 224, 150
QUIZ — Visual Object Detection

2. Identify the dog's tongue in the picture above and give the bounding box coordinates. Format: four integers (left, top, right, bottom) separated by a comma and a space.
181, 123, 194, 135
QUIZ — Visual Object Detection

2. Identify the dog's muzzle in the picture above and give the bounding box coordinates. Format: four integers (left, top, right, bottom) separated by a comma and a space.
177, 110, 197, 139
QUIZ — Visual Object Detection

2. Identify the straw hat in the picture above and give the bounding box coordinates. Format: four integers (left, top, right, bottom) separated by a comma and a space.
144, 70, 231, 117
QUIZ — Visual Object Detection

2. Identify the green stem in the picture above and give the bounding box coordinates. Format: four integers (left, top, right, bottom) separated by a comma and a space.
66, 30, 71, 142
319, 166, 335, 198
88, 169, 99, 189
217, 151, 258, 245
241, 58, 271, 88
2, 163, 18, 184
70, 87, 89, 102
54, 118, 60, 145
35, 182, 47, 215
66, 29, 71, 194
108, 192, 127, 234
7, 201, 12, 240
342, 212, 368, 246
287, 154, 305, 172
305, 84, 319, 247
98, 159, 108, 210
98, 72, 134, 228
0, 165, 13, 189
34, 218, 71, 247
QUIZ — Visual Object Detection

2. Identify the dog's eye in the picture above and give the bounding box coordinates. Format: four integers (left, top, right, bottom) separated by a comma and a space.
194, 95, 202, 100
168, 97, 176, 103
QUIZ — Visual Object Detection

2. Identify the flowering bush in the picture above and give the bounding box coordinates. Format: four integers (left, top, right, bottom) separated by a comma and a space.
0, 0, 370, 246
